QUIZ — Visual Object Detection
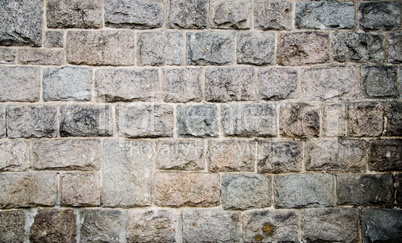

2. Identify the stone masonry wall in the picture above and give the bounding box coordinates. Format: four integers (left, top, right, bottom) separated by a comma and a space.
0, 0, 401, 242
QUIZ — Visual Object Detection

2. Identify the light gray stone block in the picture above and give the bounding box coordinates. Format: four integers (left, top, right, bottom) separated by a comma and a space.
177, 105, 219, 138
237, 32, 275, 65
259, 68, 298, 100
211, 0, 252, 29
167, 0, 209, 29
0, 140, 30, 172
254, 0, 292, 30
0, 66, 40, 102
156, 140, 204, 171
162, 68, 202, 103
17, 49, 64, 65
257, 140, 302, 173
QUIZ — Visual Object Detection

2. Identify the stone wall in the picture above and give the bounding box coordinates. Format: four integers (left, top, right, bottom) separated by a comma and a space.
0, 0, 401, 242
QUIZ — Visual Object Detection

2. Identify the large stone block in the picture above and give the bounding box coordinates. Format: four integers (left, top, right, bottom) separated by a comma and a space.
45, 31, 64, 48
0, 48, 16, 64
236, 32, 275, 65
162, 68, 202, 103
361, 65, 398, 98
211, 0, 252, 29
0, 140, 30, 172
322, 103, 346, 137
388, 32, 402, 63
259, 68, 298, 101
0, 105, 5, 138
254, 0, 292, 30
177, 105, 219, 138
362, 209, 402, 243
384, 101, 402, 136
0, 210, 25, 243
279, 103, 320, 138
167, 0, 209, 29
60, 172, 100, 206
369, 139, 402, 172
358, 2, 401, 31
0, 66, 40, 102
17, 49, 63, 65
347, 102, 384, 137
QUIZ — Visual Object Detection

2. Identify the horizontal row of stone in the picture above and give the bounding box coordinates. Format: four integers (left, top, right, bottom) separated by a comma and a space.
2, 207, 401, 243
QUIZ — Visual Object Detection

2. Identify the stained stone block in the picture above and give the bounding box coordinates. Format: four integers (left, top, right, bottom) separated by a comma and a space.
211, 0, 252, 29
259, 68, 298, 100
362, 209, 402, 243
236, 32, 275, 65
279, 103, 320, 138
45, 31, 64, 48
60, 172, 100, 206
17, 49, 63, 65
358, 2, 401, 31
347, 102, 384, 137
369, 139, 402, 172
254, 0, 292, 31
0, 210, 25, 243
0, 140, 30, 172
323, 103, 346, 137
162, 68, 202, 103
0, 105, 5, 138
384, 101, 402, 136
167, 0, 209, 29
0, 66, 40, 102
388, 32, 402, 64
177, 105, 219, 138
361, 65, 398, 98
0, 48, 16, 63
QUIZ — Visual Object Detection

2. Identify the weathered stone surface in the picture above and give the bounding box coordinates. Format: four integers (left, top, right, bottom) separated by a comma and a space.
0, 210, 25, 243
277, 32, 329, 66
0, 105, 5, 138
67, 31, 135, 66
127, 209, 181, 243
396, 174, 402, 206
361, 65, 398, 98
45, 31, 64, 48
237, 32, 275, 65
0, 140, 30, 172
162, 68, 202, 103
153, 172, 220, 207
279, 103, 320, 138
30, 209, 76, 243
222, 174, 271, 210
323, 103, 346, 137
384, 101, 402, 136
103, 140, 152, 207
187, 32, 234, 65
257, 140, 302, 174
362, 209, 402, 243
254, 0, 292, 30
0, 66, 40, 102
17, 49, 63, 65
7, 105, 58, 138
259, 68, 298, 101
60, 172, 100, 206
358, 2, 401, 31
0, 48, 16, 63
296, 1, 355, 30
274, 173, 335, 208
347, 102, 384, 137
177, 105, 219, 138
43, 66, 92, 101
167, 0, 209, 29
96, 68, 159, 102
47, 0, 102, 29
60, 105, 113, 137
221, 103, 277, 137
208, 139, 255, 172
302, 208, 359, 243
182, 209, 240, 243
156, 140, 204, 171
0, 0, 42, 46
0, 172, 57, 208
337, 174, 394, 206
205, 67, 257, 102
105, 0, 163, 29
211, 0, 252, 29
369, 139, 402, 172
388, 32, 402, 64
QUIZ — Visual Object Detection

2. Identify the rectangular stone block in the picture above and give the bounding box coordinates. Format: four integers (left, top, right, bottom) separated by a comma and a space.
177, 105, 219, 138
384, 102, 402, 136
0, 66, 40, 102
362, 209, 402, 243
167, 0, 209, 29
358, 2, 401, 31
162, 68, 202, 103
361, 65, 398, 98
237, 32, 275, 65
0, 48, 16, 63
0, 210, 25, 243
254, 0, 292, 30
323, 103, 346, 137
0, 140, 30, 172
153, 172, 220, 207
17, 49, 64, 65
259, 68, 298, 101
369, 139, 402, 172
347, 102, 384, 137
60, 172, 100, 206
0, 105, 5, 138
279, 103, 320, 138
388, 32, 402, 64
45, 31, 64, 48
211, 0, 252, 29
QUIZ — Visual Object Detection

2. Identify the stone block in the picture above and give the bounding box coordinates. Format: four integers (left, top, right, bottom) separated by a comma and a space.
0, 105, 5, 138
0, 48, 16, 63
259, 68, 298, 101
254, 0, 292, 30
17, 49, 63, 65
211, 0, 252, 29
177, 105, 219, 138
279, 103, 320, 138
384, 101, 402, 136
388, 32, 402, 63
322, 103, 346, 137
359, 2, 401, 31
0, 210, 25, 243
45, 31, 64, 48
347, 102, 384, 137
60, 172, 100, 206
361, 65, 398, 98
369, 139, 402, 172
167, 0, 209, 29
236, 32, 275, 65
0, 66, 40, 102
0, 140, 30, 172
396, 174, 402, 206
362, 208, 402, 243
162, 68, 202, 103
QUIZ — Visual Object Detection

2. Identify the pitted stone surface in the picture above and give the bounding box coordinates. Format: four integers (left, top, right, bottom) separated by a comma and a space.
0, 66, 40, 102
0, 48, 15, 64
236, 32, 275, 65
60, 172, 100, 206
362, 209, 402, 243
323, 103, 346, 137
211, 0, 252, 29
259, 68, 298, 101
384, 102, 402, 136
45, 31, 64, 48
17, 49, 63, 65
388, 32, 402, 64
358, 2, 401, 31
162, 68, 203, 103
369, 139, 402, 172
0, 210, 25, 243
361, 65, 398, 98
279, 103, 320, 138
177, 105, 219, 138
167, 0, 209, 29
254, 0, 292, 30
0, 140, 30, 172
0, 105, 5, 138
156, 140, 204, 171
347, 102, 384, 137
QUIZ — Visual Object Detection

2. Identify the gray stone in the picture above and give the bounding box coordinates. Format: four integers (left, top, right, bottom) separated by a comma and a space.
43, 66, 92, 101
46, 0, 102, 29
254, 0, 292, 31
103, 140, 152, 207
362, 208, 402, 243
257, 140, 302, 174
105, 0, 164, 29
117, 104, 174, 138
388, 32, 402, 63
337, 173, 394, 206
359, 2, 401, 31
259, 68, 298, 100
0, 210, 25, 243
221, 103, 277, 137
167, 0, 209, 29
156, 140, 204, 171
243, 209, 299, 243
0, 105, 5, 138
222, 174, 271, 210
60, 105, 113, 137
162, 68, 202, 103
302, 208, 359, 243
7, 105, 58, 138
67, 30, 135, 66
384, 101, 402, 136
347, 102, 384, 137
182, 209, 240, 243
0, 48, 16, 63
0, 140, 30, 172
236, 32, 275, 65
396, 174, 402, 206
0, 66, 40, 102
187, 32, 234, 65
45, 31, 64, 48
211, 0, 252, 29
279, 103, 320, 138
17, 49, 64, 65
138, 31, 184, 66
177, 105, 219, 138
96, 68, 159, 102
205, 67, 257, 102
323, 103, 346, 137
369, 139, 402, 172
0, 0, 42, 46
60, 172, 100, 206
296, 1, 355, 30
274, 173, 335, 208
361, 65, 398, 98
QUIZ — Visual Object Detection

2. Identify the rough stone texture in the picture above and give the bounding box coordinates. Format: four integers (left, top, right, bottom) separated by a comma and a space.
208, 139, 255, 172
205, 67, 257, 102
0, 210, 25, 243
0, 66, 40, 102
117, 104, 174, 138
45, 31, 64, 48
257, 140, 302, 174
323, 103, 346, 137
222, 174, 271, 210
0, 0, 42, 47
0, 140, 30, 172
60, 172, 100, 206
221, 103, 277, 137
237, 32, 275, 66
0, 172, 57, 208
279, 103, 320, 138
162, 68, 202, 103
0, 48, 16, 63
302, 208, 359, 243
46, 0, 102, 29
362, 209, 402, 243
396, 174, 402, 206
259, 68, 297, 101
254, 0, 292, 31
96, 68, 159, 102
277, 32, 329, 66
167, 0, 209, 29
274, 173, 335, 208
177, 105, 219, 138
388, 32, 402, 64
369, 139, 402, 172
332, 32, 385, 63
347, 102, 384, 137
187, 32, 234, 65
17, 49, 63, 65
182, 209, 240, 243
7, 105, 58, 139
156, 140, 204, 171
337, 174, 394, 206
384, 101, 402, 136
211, 0, 252, 29
67, 31, 135, 66
0, 105, 5, 138
30, 209, 76, 243
361, 65, 398, 98
153, 172, 220, 207
358, 2, 401, 31
296, 1, 355, 30
43, 66, 92, 101
105, 0, 164, 29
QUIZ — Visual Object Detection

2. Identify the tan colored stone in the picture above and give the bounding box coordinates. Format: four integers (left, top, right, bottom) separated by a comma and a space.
0, 210, 25, 243
60, 172, 100, 206
17, 49, 64, 65
0, 140, 30, 172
